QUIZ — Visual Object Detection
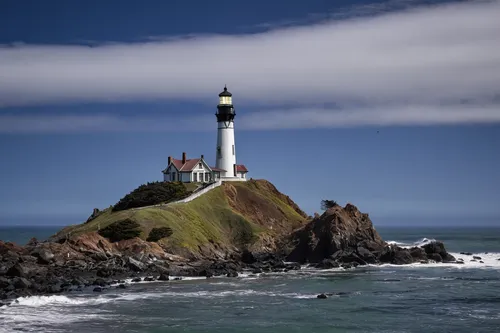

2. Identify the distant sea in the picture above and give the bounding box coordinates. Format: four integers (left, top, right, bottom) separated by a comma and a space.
0, 226, 61, 245
1, 225, 500, 332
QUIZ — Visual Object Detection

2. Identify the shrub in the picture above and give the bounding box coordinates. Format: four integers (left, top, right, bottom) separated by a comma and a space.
113, 181, 190, 211
98, 219, 141, 242
147, 227, 174, 242
321, 199, 338, 210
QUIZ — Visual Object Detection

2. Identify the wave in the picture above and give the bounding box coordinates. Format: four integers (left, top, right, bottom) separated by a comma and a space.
386, 237, 437, 248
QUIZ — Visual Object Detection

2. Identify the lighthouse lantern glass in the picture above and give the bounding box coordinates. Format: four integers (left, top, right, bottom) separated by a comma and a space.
219, 96, 232, 105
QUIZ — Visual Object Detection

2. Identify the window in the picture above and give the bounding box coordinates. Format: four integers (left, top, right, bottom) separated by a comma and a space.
205, 173, 209, 182
171, 172, 176, 181
232, 145, 235, 155
198, 163, 202, 169
217, 146, 222, 158
193, 173, 198, 182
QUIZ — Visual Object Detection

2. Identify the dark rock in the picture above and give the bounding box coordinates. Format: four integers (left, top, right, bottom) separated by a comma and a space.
93, 287, 103, 292
13, 277, 32, 289
317, 293, 328, 299
131, 277, 142, 283
91, 252, 109, 262
251, 268, 263, 274
356, 246, 377, 264
473, 256, 482, 260
96, 268, 113, 278
409, 247, 427, 261
144, 276, 155, 282
32, 249, 55, 265
158, 273, 169, 281
6, 264, 29, 278
116, 284, 127, 289
241, 249, 256, 264
422, 242, 455, 262
226, 271, 238, 277
285, 204, 385, 264
128, 257, 146, 272
0, 277, 11, 289
379, 246, 414, 265
428, 253, 443, 262
315, 259, 340, 269
93, 278, 107, 287
455, 261, 464, 264
480, 261, 484, 263
460, 252, 473, 256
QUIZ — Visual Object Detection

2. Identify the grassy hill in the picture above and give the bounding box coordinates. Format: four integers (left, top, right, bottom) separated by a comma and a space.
53, 179, 308, 259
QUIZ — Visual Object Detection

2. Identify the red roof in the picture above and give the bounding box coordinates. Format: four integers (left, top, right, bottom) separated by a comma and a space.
168, 157, 202, 172
236, 164, 248, 172
163, 154, 248, 174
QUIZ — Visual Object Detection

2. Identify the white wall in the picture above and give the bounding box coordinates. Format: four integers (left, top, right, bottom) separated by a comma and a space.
216, 121, 236, 178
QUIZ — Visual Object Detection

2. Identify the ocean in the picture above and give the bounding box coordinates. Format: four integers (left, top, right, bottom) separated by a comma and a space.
1, 226, 499, 332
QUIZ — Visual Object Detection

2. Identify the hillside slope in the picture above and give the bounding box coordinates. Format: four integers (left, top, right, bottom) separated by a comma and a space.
52, 179, 308, 259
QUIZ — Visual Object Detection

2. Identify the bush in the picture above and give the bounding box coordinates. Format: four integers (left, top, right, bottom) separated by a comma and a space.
147, 227, 174, 242
113, 181, 190, 211
321, 199, 338, 210
98, 219, 141, 242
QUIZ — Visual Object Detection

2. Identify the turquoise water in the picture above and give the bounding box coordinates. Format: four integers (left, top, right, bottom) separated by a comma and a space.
1, 226, 500, 332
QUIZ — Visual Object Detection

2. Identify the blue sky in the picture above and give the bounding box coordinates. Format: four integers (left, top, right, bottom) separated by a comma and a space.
0, 0, 499, 226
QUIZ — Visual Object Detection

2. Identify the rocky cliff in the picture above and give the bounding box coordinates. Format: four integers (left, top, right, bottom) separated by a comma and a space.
283, 203, 456, 269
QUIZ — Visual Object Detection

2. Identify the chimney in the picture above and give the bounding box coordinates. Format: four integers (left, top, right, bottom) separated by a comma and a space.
182, 152, 187, 164
201, 154, 204, 160
233, 163, 237, 177
168, 156, 172, 165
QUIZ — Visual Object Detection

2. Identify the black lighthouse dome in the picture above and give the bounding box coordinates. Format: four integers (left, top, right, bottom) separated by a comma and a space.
216, 85, 235, 122
218, 85, 232, 97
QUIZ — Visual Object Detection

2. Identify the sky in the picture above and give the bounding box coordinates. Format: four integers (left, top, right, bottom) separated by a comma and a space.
0, 0, 499, 227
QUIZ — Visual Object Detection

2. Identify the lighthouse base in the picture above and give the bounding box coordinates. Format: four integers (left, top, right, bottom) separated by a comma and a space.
217, 176, 248, 182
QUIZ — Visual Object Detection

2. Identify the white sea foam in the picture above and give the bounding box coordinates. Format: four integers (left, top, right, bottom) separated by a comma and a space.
386, 238, 437, 249
384, 237, 500, 270
13, 295, 112, 307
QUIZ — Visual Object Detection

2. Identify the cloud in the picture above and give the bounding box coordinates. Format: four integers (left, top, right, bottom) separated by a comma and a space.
1, 103, 499, 133
0, 0, 499, 131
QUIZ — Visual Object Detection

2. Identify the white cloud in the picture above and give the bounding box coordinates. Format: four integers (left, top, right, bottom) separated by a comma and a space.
0, 0, 499, 131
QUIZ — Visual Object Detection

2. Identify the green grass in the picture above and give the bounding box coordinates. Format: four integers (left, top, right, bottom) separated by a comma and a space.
53, 180, 307, 256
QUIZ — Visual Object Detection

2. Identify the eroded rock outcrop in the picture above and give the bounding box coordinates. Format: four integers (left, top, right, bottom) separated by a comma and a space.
285, 203, 385, 264
282, 203, 455, 267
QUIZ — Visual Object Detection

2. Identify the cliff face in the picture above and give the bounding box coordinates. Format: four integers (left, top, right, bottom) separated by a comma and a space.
283, 203, 456, 268
285, 203, 385, 263
52, 179, 308, 259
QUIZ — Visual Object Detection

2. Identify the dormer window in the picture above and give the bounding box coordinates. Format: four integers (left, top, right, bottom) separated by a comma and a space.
198, 163, 202, 169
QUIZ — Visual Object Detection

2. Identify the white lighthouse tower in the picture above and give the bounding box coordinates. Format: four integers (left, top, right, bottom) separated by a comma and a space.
215, 86, 238, 178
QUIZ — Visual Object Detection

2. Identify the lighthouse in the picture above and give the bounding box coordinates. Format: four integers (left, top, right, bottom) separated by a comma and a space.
161, 86, 248, 183
215, 86, 238, 178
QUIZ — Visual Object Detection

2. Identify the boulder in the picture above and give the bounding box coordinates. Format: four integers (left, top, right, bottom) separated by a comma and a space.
6, 264, 30, 278
422, 242, 455, 262
32, 249, 55, 265
128, 257, 146, 272
158, 273, 170, 281
13, 277, 32, 289
379, 246, 414, 265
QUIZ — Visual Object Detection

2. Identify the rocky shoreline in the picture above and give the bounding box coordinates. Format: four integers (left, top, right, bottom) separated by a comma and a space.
0, 203, 464, 306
